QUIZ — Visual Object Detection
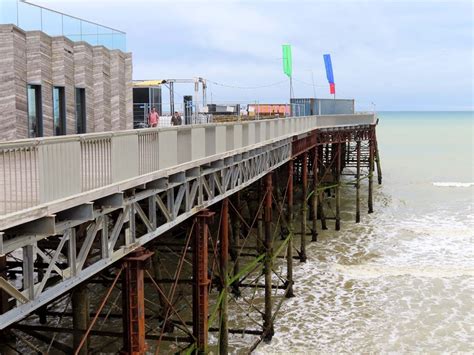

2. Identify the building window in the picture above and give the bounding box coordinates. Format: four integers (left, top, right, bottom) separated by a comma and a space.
27, 84, 43, 138
75, 88, 86, 134
53, 86, 66, 135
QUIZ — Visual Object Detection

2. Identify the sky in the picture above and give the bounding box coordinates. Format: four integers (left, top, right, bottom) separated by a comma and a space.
31, 0, 473, 111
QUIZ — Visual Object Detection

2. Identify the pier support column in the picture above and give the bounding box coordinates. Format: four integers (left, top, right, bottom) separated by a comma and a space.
231, 192, 241, 297
219, 198, 229, 355
263, 173, 274, 341
286, 160, 295, 298
318, 145, 328, 231
300, 152, 308, 262
375, 132, 383, 185
368, 130, 375, 214
72, 283, 90, 355
335, 143, 341, 231
356, 140, 361, 223
193, 210, 214, 354
311, 143, 318, 242
122, 247, 153, 355
318, 192, 327, 230
257, 181, 264, 254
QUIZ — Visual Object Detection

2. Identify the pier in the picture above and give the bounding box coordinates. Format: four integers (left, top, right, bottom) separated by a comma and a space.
0, 113, 381, 353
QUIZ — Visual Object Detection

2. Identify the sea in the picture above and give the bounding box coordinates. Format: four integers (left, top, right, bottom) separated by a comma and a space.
256, 111, 474, 353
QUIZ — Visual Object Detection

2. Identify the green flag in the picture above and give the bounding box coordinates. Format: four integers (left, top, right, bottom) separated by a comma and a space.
282, 44, 292, 78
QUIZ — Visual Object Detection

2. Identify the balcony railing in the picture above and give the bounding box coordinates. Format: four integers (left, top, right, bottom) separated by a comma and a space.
0, 0, 126, 51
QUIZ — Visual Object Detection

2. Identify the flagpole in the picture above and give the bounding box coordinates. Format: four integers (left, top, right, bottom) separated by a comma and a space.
290, 76, 293, 116
311, 70, 316, 98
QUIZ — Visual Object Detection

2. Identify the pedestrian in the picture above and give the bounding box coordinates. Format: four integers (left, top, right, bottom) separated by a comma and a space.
148, 106, 159, 127
171, 111, 182, 126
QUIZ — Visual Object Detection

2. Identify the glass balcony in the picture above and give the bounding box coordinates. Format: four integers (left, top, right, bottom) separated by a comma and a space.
0, 0, 126, 51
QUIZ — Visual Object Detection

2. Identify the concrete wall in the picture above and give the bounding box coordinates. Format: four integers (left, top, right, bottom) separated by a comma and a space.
0, 24, 133, 141
0, 25, 27, 140
73, 41, 95, 133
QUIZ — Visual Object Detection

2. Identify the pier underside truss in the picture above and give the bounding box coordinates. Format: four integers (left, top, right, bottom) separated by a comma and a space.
0, 124, 381, 353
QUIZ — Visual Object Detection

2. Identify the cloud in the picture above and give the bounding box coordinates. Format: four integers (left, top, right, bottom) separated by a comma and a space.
32, 0, 473, 110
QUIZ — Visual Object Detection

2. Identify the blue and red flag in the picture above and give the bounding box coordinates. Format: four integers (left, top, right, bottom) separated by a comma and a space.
323, 54, 335, 95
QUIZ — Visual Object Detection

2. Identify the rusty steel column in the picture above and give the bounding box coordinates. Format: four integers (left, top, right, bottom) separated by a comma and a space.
375, 130, 383, 185
286, 160, 295, 298
122, 247, 153, 355
219, 198, 229, 354
335, 143, 341, 231
231, 192, 241, 297
311, 143, 318, 242
368, 129, 375, 214
300, 152, 308, 262
263, 173, 274, 341
72, 283, 90, 355
356, 140, 361, 223
257, 180, 264, 254
318, 145, 328, 231
193, 210, 214, 354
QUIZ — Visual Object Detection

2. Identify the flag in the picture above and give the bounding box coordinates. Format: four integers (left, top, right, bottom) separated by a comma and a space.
323, 54, 335, 94
282, 44, 292, 78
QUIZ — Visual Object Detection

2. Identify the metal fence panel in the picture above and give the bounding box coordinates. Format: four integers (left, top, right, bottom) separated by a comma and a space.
0, 146, 40, 214
112, 134, 139, 182
39, 141, 81, 203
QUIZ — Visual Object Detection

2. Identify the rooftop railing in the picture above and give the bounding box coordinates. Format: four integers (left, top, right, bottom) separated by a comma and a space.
0, 0, 126, 51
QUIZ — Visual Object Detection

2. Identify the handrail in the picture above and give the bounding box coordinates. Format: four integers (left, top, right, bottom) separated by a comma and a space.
0, 113, 374, 147
0, 114, 375, 218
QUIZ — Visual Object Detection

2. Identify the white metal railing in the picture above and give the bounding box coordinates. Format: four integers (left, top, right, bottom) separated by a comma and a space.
0, 145, 39, 213
0, 114, 375, 216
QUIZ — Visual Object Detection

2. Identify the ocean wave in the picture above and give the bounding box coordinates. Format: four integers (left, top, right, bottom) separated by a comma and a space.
433, 182, 474, 187
332, 263, 474, 278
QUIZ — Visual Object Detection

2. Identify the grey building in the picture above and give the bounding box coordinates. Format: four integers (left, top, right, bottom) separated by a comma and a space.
0, 1, 133, 141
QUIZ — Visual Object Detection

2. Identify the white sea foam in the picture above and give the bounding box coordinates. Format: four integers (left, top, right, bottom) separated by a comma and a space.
332, 263, 474, 279
433, 182, 474, 187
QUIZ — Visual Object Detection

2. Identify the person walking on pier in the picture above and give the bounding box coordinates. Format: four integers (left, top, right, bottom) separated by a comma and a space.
171, 111, 182, 126
148, 106, 159, 127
